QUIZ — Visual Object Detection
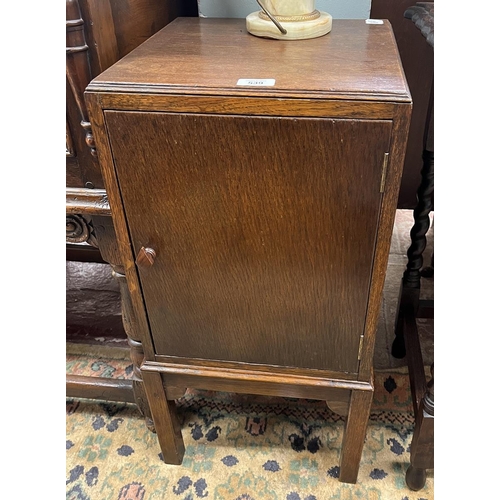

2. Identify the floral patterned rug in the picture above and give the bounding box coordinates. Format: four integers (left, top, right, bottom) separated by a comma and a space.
66, 355, 433, 500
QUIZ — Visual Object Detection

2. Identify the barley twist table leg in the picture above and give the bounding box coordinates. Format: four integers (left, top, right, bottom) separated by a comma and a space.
392, 149, 434, 358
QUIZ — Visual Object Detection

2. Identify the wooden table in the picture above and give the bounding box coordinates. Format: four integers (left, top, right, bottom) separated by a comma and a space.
86, 17, 412, 484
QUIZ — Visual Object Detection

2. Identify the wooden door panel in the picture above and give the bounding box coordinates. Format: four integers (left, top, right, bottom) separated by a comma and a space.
106, 111, 392, 372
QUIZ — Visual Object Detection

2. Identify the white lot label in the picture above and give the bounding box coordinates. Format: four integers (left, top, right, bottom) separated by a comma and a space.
237, 79, 276, 86
365, 19, 384, 24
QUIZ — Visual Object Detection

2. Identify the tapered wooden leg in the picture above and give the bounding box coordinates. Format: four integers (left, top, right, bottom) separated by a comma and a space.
406, 465, 427, 491
339, 389, 373, 483
142, 371, 185, 465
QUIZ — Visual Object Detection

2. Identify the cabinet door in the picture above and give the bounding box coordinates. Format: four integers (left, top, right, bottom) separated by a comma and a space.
106, 111, 392, 373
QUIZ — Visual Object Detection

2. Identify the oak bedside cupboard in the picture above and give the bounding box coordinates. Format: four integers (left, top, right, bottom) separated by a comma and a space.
85, 17, 412, 484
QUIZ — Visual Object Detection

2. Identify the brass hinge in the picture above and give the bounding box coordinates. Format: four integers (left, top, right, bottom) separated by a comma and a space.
380, 152, 390, 193
357, 335, 365, 360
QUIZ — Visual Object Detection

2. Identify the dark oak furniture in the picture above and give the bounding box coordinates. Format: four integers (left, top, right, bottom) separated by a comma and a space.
86, 17, 412, 484
391, 2, 434, 491
370, 0, 433, 209
66, 0, 197, 425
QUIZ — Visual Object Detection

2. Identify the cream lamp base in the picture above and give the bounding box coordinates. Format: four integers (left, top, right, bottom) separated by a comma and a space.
246, 10, 332, 40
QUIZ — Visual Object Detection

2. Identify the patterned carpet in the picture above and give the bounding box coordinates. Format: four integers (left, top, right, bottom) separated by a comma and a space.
66, 210, 434, 499
66, 355, 433, 500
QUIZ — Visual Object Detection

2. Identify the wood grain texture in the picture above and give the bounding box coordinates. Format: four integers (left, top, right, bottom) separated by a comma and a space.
142, 371, 185, 464
339, 388, 374, 483
85, 93, 157, 361
90, 214, 120, 267
154, 355, 358, 381
66, 187, 110, 216
141, 360, 372, 401
79, 0, 119, 75
66, 375, 135, 403
88, 18, 411, 102
78, 0, 197, 77
94, 93, 399, 120
106, 111, 391, 372
358, 104, 412, 380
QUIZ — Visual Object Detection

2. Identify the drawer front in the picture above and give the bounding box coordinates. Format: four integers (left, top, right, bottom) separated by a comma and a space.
106, 111, 392, 373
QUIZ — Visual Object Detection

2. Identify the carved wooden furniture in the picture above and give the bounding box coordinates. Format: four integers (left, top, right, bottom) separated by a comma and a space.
391, 2, 434, 491
66, 0, 197, 423
86, 17, 412, 484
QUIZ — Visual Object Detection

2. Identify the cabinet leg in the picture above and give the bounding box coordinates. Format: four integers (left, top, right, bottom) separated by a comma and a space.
142, 371, 185, 465
128, 339, 155, 432
406, 465, 427, 491
339, 390, 373, 484
406, 365, 434, 490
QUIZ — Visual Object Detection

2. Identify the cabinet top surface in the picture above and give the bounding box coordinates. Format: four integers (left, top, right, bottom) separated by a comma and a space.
88, 18, 411, 102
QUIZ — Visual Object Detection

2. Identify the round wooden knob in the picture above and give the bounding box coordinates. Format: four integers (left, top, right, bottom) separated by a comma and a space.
136, 246, 156, 268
